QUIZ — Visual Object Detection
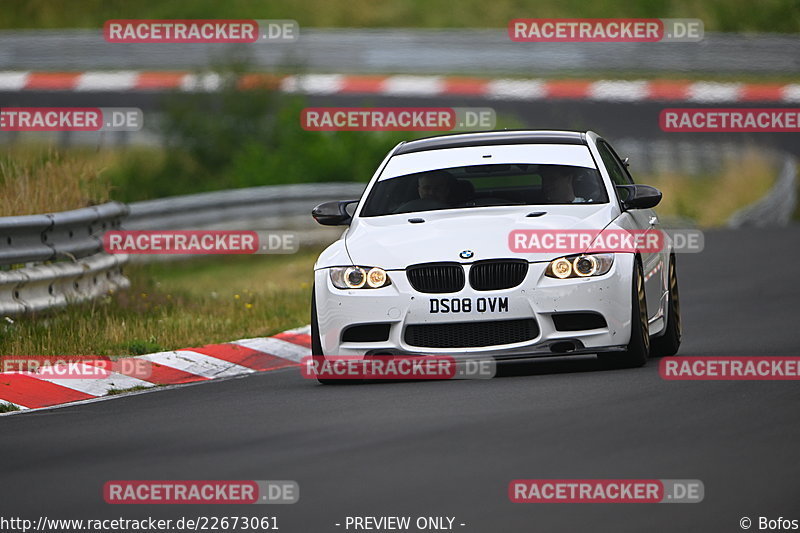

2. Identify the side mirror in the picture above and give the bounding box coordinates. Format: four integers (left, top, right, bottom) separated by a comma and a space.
312, 200, 358, 226
616, 184, 662, 210
621, 157, 630, 168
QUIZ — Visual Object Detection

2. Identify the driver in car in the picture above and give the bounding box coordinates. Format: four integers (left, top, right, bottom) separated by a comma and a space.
395, 170, 457, 213
542, 167, 594, 203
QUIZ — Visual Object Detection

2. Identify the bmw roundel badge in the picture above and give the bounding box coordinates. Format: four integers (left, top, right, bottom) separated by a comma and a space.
459, 250, 474, 259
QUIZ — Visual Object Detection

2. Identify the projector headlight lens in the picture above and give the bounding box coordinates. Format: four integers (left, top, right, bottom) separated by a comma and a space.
546, 254, 614, 279
344, 267, 366, 288
330, 266, 391, 289
366, 267, 388, 288
574, 255, 599, 277
550, 258, 573, 279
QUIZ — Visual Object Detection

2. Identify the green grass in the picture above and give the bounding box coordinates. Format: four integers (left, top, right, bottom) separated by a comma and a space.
2, 0, 798, 32
0, 248, 321, 356
0, 402, 22, 413
106, 385, 154, 395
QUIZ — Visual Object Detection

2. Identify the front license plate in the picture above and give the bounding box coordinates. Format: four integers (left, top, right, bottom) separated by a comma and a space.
429, 296, 509, 314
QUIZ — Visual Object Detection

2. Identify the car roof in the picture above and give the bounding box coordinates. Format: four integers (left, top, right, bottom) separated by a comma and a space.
394, 130, 587, 155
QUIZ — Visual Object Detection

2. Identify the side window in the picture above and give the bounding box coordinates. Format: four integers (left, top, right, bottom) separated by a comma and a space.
596, 141, 630, 186
604, 141, 635, 184
597, 140, 634, 203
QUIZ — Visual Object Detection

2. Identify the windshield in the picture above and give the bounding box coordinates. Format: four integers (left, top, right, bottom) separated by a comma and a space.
359, 163, 608, 217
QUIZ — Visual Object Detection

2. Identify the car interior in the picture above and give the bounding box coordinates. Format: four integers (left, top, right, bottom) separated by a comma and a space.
360, 163, 609, 216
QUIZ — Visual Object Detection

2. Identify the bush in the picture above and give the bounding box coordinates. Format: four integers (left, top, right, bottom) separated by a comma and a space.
107, 78, 413, 201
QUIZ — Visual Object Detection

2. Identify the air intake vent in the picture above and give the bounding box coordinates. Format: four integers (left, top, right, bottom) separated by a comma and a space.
469, 260, 528, 291
406, 263, 465, 293
342, 323, 392, 343
404, 319, 538, 348
551, 312, 607, 331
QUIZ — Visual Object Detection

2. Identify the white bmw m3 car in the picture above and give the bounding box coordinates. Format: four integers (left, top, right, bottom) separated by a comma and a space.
310, 130, 681, 382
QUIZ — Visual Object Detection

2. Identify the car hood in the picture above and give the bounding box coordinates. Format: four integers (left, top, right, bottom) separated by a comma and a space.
345, 204, 617, 269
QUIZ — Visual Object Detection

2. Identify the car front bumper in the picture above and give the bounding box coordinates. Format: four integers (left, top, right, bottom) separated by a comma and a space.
314, 253, 635, 360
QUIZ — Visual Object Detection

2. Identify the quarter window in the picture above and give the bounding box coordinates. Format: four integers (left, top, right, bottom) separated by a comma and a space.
597, 141, 631, 186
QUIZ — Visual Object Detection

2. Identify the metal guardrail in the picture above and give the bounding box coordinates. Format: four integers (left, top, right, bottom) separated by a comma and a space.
125, 183, 365, 230
0, 202, 130, 315
0, 184, 364, 315
0, 29, 797, 74
728, 156, 798, 228
0, 254, 128, 315
1, 202, 129, 264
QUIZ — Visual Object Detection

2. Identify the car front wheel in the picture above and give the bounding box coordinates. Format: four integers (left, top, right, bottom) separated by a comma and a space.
650, 256, 682, 357
311, 284, 360, 385
599, 259, 649, 369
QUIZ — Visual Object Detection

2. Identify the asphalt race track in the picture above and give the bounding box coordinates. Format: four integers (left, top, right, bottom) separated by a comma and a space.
2, 227, 799, 532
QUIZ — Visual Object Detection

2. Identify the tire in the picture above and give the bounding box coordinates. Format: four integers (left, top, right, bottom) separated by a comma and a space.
310, 284, 359, 385
599, 258, 649, 369
650, 256, 682, 357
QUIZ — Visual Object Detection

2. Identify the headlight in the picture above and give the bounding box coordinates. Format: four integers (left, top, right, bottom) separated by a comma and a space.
545, 253, 614, 279
573, 255, 598, 277
550, 257, 573, 279
366, 267, 388, 288
330, 266, 392, 289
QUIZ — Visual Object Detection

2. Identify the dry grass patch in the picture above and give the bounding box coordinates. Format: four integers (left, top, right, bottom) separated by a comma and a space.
642, 149, 777, 227
0, 147, 113, 216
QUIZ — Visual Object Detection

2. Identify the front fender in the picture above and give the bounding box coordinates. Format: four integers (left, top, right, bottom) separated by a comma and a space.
314, 237, 353, 270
